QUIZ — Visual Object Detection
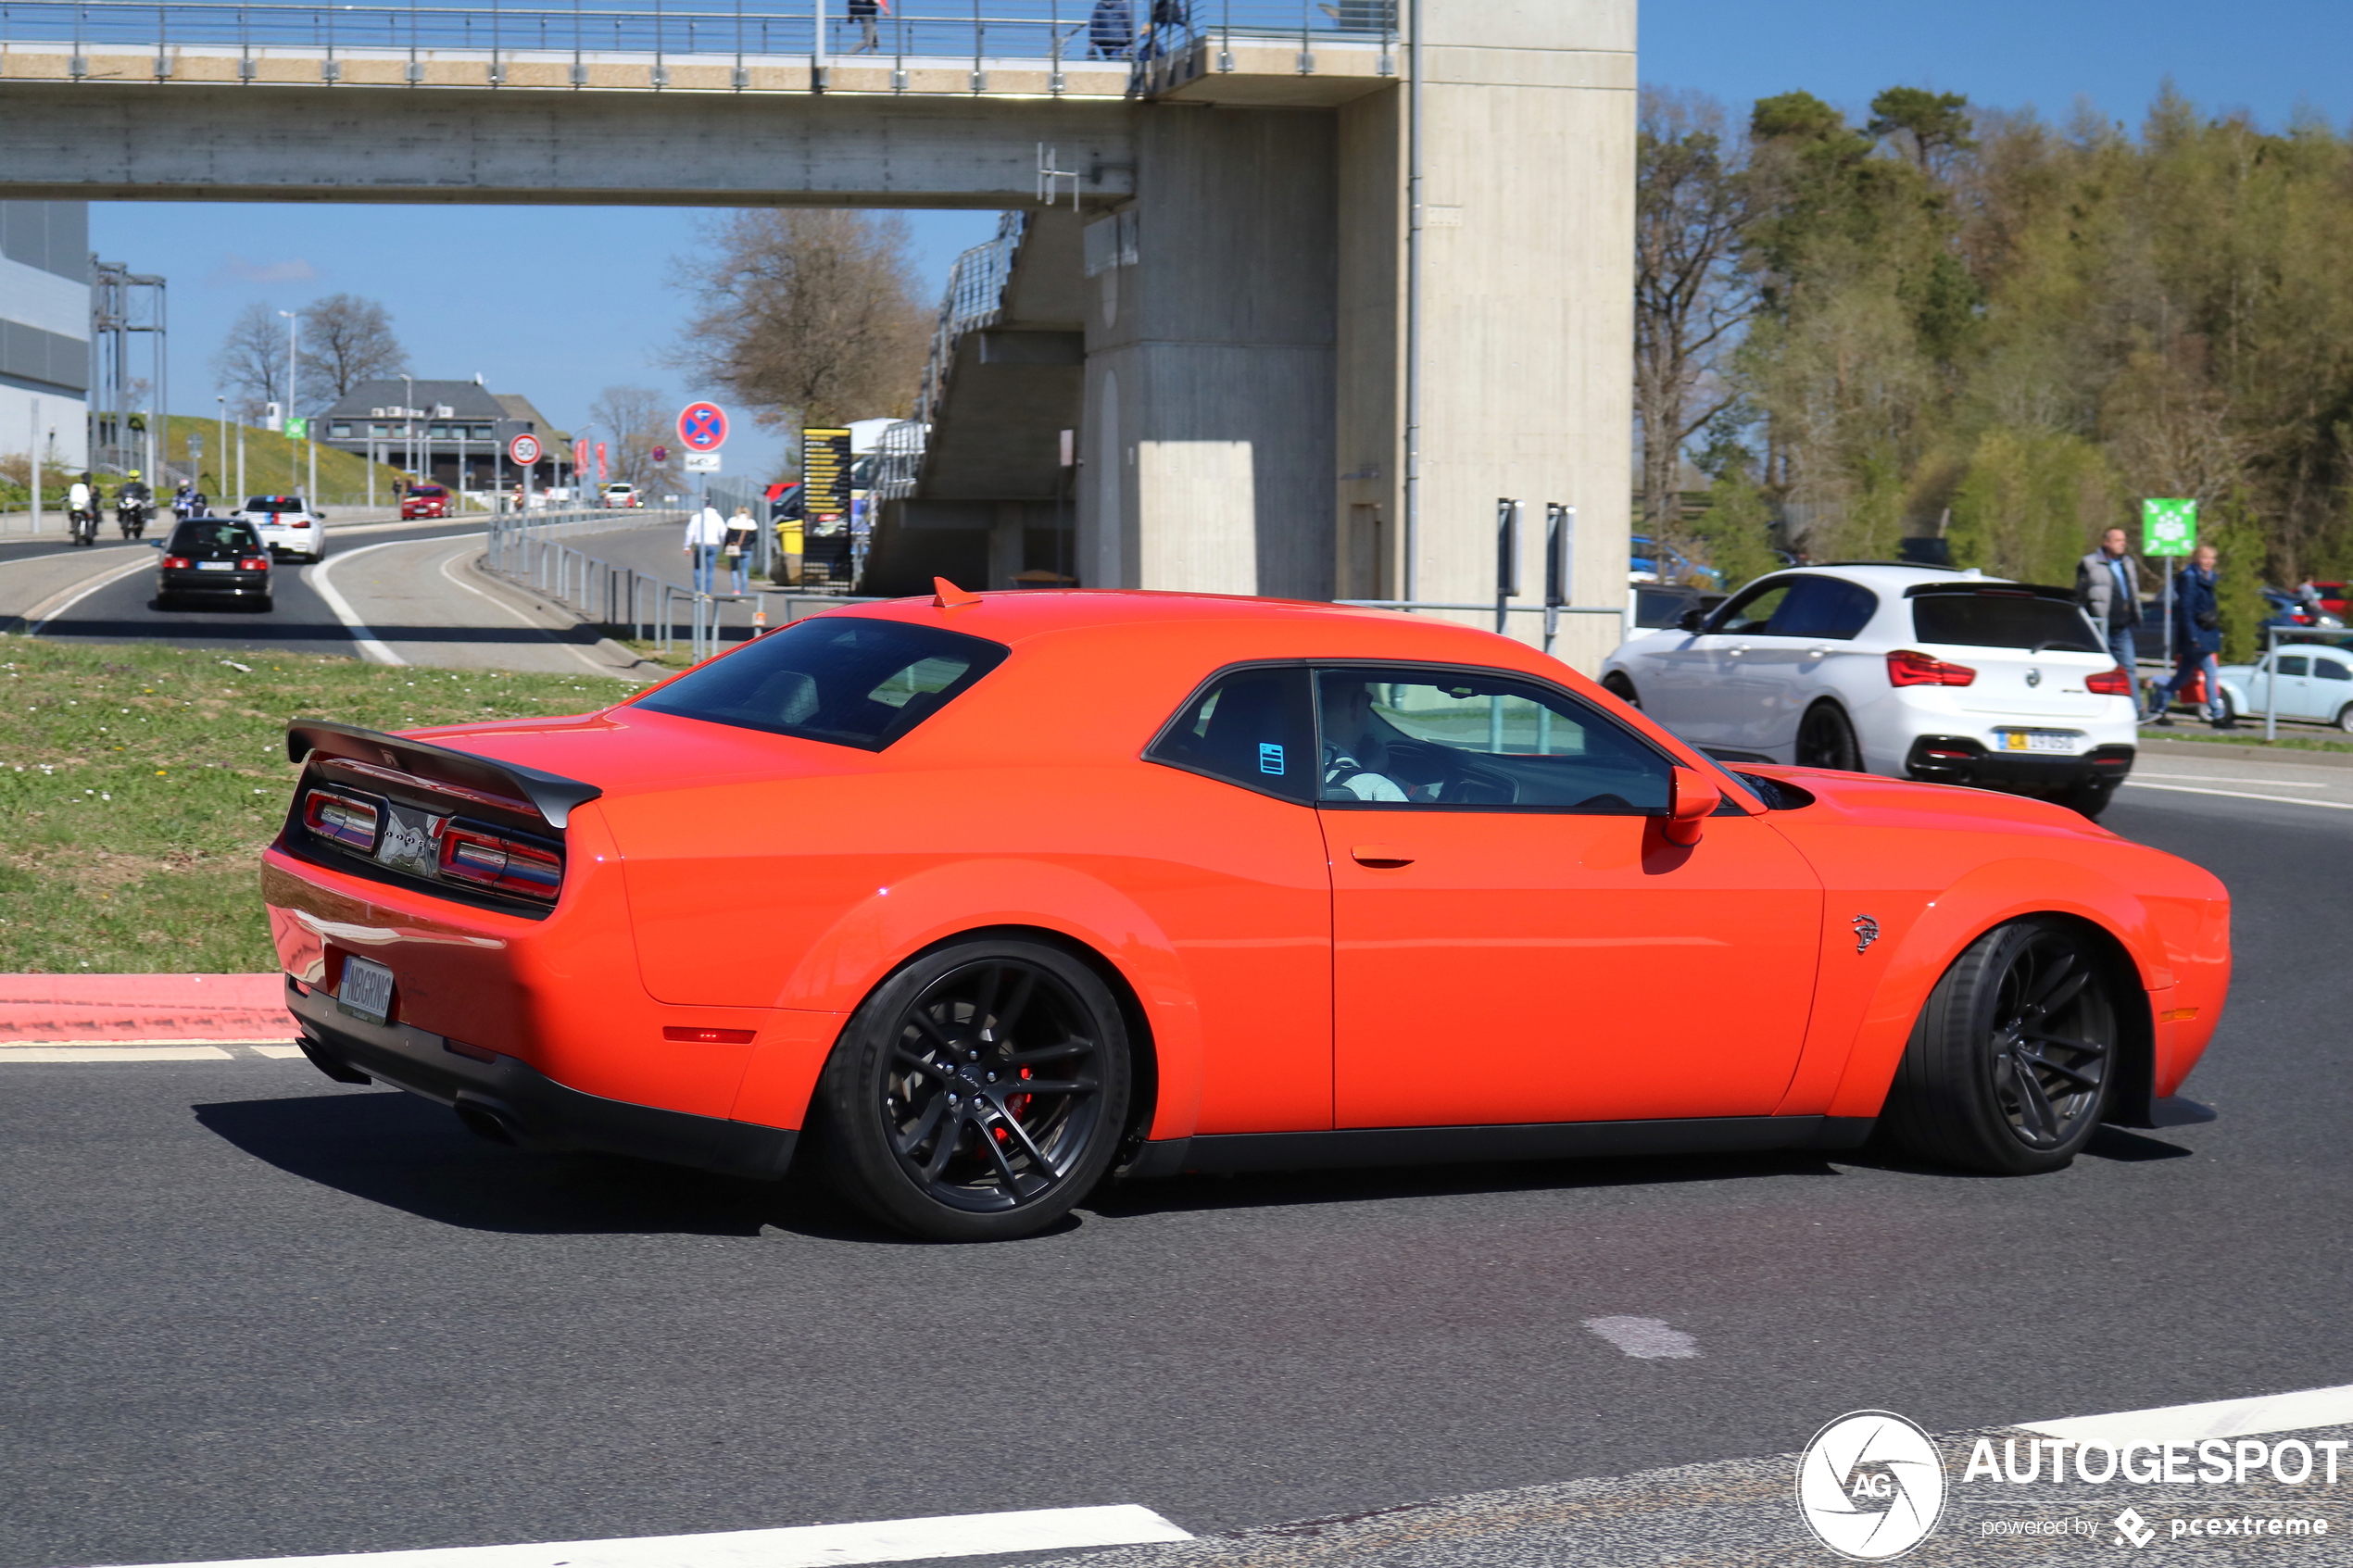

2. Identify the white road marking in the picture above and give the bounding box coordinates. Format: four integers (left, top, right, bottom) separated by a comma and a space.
0, 1038, 289, 1048
252, 1044, 309, 1059
2021, 1383, 2353, 1444
23, 551, 159, 634
1582, 1316, 1700, 1359
2134, 771, 2329, 788
0, 1046, 234, 1061
433, 541, 636, 680
87, 1504, 1195, 1568
2121, 780, 2353, 810
306, 539, 415, 665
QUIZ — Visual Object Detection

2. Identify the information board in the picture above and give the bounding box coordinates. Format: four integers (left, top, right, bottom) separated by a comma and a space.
2142, 497, 2197, 557
802, 427, 853, 522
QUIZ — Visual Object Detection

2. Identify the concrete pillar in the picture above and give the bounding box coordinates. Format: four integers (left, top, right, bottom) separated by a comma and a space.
1334, 0, 1636, 668
1078, 107, 1339, 599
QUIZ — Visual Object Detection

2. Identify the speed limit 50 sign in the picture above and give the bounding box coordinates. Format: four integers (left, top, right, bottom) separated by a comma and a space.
509, 433, 543, 466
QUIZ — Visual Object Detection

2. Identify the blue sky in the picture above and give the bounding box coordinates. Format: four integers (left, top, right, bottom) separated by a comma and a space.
93, 0, 2353, 484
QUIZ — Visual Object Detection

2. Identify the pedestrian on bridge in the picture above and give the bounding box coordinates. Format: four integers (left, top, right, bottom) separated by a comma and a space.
848, 0, 883, 53
685, 501, 728, 596
1088, 0, 1134, 57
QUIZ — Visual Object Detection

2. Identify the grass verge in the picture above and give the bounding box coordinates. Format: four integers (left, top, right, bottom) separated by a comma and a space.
2138, 723, 2353, 754
0, 634, 610, 973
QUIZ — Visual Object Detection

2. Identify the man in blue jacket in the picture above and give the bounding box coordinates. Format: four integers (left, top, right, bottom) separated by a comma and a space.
2146, 543, 2231, 727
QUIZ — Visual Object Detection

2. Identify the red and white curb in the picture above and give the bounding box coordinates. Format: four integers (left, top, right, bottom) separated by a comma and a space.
0, 973, 293, 1053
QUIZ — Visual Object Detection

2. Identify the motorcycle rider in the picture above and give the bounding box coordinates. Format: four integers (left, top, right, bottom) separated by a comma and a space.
115, 470, 153, 539
172, 482, 200, 522
67, 471, 95, 546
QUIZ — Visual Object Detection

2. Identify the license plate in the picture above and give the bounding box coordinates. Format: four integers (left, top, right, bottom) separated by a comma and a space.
338, 956, 396, 1026
2001, 730, 2078, 754
196, 560, 233, 571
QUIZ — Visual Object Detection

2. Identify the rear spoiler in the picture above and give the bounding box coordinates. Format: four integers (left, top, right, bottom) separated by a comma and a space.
1903, 581, 2076, 602
285, 719, 603, 829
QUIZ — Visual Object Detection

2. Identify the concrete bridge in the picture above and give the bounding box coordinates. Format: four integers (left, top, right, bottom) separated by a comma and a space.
0, 0, 1634, 663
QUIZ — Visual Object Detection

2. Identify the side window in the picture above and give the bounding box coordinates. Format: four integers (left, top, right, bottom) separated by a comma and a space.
1709, 580, 1791, 635
2276, 655, 2310, 678
1145, 666, 1315, 803
2315, 658, 2352, 683
1766, 576, 1879, 639
1314, 668, 1672, 812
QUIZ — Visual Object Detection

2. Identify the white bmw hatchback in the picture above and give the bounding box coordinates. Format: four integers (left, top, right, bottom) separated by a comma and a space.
1599, 563, 2140, 817
237, 495, 327, 562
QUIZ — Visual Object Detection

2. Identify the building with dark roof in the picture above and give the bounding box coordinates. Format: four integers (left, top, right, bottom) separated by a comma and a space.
317, 378, 572, 494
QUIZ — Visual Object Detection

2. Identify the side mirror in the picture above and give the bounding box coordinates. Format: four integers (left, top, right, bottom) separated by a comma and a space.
315, 510, 328, 522
1664, 766, 1720, 846
1678, 608, 1707, 633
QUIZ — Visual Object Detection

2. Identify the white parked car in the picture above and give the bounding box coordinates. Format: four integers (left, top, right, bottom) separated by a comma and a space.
2216, 645, 2353, 730
1599, 563, 2140, 817
601, 483, 639, 508
237, 495, 326, 562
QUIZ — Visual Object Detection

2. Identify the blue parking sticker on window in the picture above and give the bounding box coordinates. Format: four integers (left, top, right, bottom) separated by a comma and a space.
1258, 743, 1286, 775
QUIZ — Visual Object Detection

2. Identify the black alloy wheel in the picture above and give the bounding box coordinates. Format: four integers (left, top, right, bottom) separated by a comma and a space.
1881, 918, 2118, 1174
814, 937, 1131, 1242
1795, 702, 1863, 771
2335, 703, 2353, 734
1600, 672, 1642, 709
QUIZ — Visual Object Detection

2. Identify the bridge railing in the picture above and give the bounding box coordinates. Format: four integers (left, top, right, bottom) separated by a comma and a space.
0, 0, 1393, 82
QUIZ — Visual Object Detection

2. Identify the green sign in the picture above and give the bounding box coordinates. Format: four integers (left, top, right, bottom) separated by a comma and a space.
284, 416, 309, 441
2142, 497, 2196, 556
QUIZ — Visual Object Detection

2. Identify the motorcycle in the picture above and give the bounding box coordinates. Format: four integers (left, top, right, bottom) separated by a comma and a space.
68, 506, 98, 546
117, 495, 150, 540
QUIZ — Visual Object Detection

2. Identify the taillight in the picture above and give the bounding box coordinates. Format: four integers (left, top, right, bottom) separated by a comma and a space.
1886, 649, 1978, 687
303, 789, 382, 851
2085, 666, 2136, 696
238, 557, 270, 571
438, 823, 563, 902
161, 555, 190, 569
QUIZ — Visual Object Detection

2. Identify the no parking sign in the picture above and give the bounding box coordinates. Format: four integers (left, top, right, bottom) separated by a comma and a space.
678, 402, 728, 452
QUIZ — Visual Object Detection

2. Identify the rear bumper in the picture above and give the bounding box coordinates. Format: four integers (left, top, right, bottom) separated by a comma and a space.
1904, 736, 2134, 793
159, 570, 270, 596
285, 977, 798, 1182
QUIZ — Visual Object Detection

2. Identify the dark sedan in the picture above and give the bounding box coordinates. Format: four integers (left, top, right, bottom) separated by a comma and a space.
157, 518, 273, 610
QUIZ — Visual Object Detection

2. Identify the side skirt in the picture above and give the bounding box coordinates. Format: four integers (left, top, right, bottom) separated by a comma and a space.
1126, 1115, 1876, 1179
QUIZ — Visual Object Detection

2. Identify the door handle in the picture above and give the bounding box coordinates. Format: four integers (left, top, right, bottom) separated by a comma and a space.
1351, 845, 1416, 868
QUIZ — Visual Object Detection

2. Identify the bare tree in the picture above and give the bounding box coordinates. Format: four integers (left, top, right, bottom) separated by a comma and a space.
1635, 88, 1756, 539
298, 294, 409, 409
666, 210, 930, 435
212, 303, 287, 422
588, 384, 683, 497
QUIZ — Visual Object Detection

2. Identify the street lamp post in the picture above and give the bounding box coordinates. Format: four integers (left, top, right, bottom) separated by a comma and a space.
278, 309, 300, 490
215, 395, 226, 505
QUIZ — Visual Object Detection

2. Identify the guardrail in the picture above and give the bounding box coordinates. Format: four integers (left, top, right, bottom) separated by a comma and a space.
484, 508, 879, 664
0, 0, 1394, 83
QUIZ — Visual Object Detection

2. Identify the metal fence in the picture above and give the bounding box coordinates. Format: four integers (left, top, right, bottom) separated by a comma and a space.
483, 506, 880, 664
0, 0, 1394, 77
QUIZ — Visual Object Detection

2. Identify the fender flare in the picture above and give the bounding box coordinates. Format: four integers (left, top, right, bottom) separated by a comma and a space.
771, 857, 1206, 1139
1819, 856, 2168, 1121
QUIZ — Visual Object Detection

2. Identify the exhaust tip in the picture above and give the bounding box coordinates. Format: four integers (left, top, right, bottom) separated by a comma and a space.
452, 1099, 521, 1146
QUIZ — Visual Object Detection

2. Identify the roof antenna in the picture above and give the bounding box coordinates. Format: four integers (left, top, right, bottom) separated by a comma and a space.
932, 577, 981, 608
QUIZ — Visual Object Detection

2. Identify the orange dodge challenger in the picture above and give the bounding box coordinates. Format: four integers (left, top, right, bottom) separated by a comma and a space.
264, 587, 2230, 1240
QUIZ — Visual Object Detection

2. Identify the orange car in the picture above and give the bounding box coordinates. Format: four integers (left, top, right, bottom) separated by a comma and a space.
263, 587, 2230, 1241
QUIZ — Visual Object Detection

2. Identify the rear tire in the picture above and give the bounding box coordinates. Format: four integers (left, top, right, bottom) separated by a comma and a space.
1600, 671, 1641, 709
2057, 777, 2118, 820
1795, 702, 1863, 771
2336, 703, 2353, 734
1879, 918, 2119, 1174
812, 937, 1132, 1242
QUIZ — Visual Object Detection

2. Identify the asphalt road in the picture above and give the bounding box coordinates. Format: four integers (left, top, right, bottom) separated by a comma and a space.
1, 769, 2347, 1568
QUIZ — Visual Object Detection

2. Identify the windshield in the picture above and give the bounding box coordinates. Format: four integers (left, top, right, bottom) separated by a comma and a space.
170, 521, 263, 554
246, 496, 304, 511
629, 616, 1009, 750
1910, 591, 2103, 652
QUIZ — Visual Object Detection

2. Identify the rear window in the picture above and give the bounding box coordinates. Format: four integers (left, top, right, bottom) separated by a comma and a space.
1911, 591, 2103, 652
170, 521, 263, 553
629, 616, 1009, 750
247, 496, 304, 510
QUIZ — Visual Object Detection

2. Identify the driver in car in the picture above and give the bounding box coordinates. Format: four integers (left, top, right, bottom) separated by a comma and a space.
1320, 681, 1413, 801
